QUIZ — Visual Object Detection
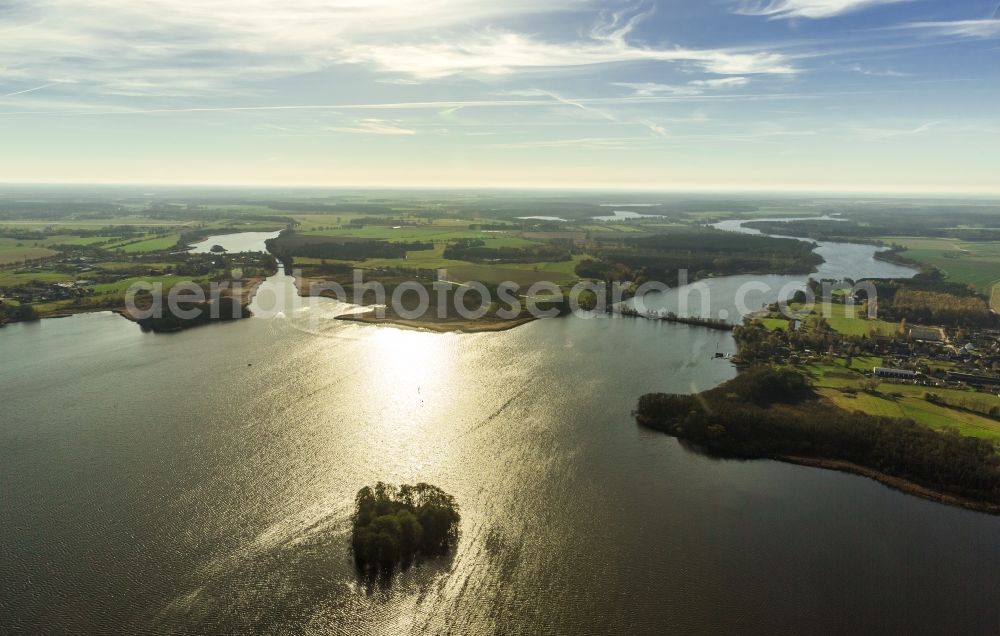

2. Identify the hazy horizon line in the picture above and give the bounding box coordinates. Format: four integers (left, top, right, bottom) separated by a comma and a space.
1, 180, 999, 199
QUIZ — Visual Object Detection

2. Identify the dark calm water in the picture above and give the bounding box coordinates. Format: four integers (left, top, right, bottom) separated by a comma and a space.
2, 231, 999, 635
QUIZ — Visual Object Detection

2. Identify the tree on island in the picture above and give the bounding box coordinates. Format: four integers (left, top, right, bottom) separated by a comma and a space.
351, 482, 460, 574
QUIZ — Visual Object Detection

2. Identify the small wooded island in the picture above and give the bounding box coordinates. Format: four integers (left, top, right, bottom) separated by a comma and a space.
351, 482, 461, 573
636, 368, 1000, 514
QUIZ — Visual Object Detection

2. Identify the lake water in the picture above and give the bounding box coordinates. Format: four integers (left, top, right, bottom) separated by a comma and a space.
711, 217, 917, 281
188, 231, 281, 254
2, 227, 999, 635
592, 211, 665, 222
516, 216, 567, 222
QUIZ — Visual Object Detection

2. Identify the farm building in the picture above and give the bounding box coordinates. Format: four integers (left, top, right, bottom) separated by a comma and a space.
873, 367, 917, 380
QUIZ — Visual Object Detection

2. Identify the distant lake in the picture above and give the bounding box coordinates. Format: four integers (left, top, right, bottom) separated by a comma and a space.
593, 210, 665, 221
516, 215, 567, 222
599, 203, 661, 207
711, 217, 916, 281
2, 230, 998, 635
187, 230, 281, 253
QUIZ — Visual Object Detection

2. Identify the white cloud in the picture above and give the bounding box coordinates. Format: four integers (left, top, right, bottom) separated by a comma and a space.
642, 121, 669, 137
488, 136, 647, 149
689, 77, 752, 89
733, 0, 910, 20
327, 119, 416, 135
0, 0, 588, 96
849, 120, 941, 138
614, 76, 750, 96
896, 19, 1000, 39
502, 89, 618, 121
614, 82, 698, 96
0, 0, 798, 120
341, 30, 795, 79
847, 65, 910, 77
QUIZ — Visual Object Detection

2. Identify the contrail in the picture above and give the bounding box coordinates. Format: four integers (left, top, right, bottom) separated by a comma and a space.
992, 0, 1000, 19
0, 90, 892, 118
1, 83, 55, 98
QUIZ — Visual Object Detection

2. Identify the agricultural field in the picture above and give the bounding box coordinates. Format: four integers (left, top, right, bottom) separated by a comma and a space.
292, 240, 585, 286
0, 269, 70, 287
0, 238, 58, 264
0, 234, 141, 264
762, 302, 900, 337
112, 234, 184, 253
808, 302, 900, 337
885, 236, 1000, 296
0, 216, 194, 230
805, 360, 1000, 442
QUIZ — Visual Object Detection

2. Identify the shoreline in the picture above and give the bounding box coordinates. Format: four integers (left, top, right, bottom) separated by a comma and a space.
3, 277, 270, 326
641, 392, 1000, 516
292, 272, 541, 334
333, 311, 537, 333
778, 455, 1000, 516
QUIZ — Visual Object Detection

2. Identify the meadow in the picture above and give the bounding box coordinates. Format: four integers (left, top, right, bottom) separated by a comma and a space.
805, 360, 1000, 442
883, 237, 1000, 302
758, 302, 900, 337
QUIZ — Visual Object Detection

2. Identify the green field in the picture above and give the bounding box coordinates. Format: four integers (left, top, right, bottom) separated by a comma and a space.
805, 360, 1000, 442
297, 241, 586, 286
760, 318, 791, 331
773, 301, 900, 337
885, 236, 1000, 296
279, 215, 587, 286
0, 216, 195, 230
303, 225, 502, 243
0, 269, 71, 287
0, 239, 58, 264
809, 302, 900, 337
105, 234, 184, 253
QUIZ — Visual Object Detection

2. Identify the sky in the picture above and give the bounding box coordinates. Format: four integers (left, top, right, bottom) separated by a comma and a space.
0, 0, 998, 192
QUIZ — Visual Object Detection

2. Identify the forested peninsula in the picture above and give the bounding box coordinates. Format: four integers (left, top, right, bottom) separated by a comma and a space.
635, 367, 1000, 514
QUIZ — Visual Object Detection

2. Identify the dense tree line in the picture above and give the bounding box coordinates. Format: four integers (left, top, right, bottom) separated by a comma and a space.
263, 202, 394, 214
732, 322, 848, 364
347, 217, 419, 227
443, 239, 571, 263
133, 296, 248, 332
575, 258, 637, 282
746, 205, 1000, 242
0, 202, 121, 219
868, 276, 980, 299
848, 279, 995, 327
888, 288, 992, 327
352, 482, 461, 574
636, 368, 1000, 507
579, 229, 821, 284
0, 302, 37, 325
624, 232, 817, 255
267, 231, 432, 263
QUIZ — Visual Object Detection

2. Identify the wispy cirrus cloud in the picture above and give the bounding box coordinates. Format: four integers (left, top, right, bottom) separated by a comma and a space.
487, 136, 649, 149
326, 119, 416, 135
614, 76, 752, 97
0, 0, 590, 96
733, 0, 910, 20
0, 0, 796, 107
340, 24, 796, 79
847, 64, 910, 77
848, 120, 941, 139
895, 19, 1000, 39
